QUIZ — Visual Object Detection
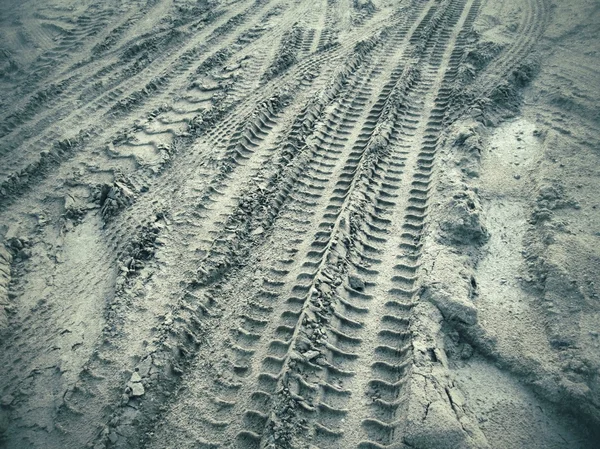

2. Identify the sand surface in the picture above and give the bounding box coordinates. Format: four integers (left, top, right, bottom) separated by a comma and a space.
0, 0, 598, 448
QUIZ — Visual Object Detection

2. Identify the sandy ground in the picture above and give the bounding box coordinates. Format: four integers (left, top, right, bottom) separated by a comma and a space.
0, 0, 598, 448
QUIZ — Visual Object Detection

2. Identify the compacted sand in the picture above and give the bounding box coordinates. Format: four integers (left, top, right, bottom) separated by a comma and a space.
0, 0, 598, 448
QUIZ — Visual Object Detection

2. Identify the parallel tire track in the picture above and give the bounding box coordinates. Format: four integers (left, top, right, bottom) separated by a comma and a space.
476, 0, 550, 94
142, 35, 387, 449
355, 1, 482, 447
138, 2, 489, 449
0, 0, 276, 193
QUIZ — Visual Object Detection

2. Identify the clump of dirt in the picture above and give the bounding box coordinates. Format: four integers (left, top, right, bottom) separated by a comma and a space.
402, 302, 490, 449
449, 122, 484, 177
196, 49, 232, 75
115, 221, 161, 288
487, 58, 541, 116
353, 0, 376, 13
457, 39, 505, 83
93, 178, 136, 221
438, 189, 489, 246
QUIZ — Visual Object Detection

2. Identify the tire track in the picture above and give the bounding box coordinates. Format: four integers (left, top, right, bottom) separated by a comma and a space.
90, 8, 343, 254
249, 2, 480, 447
0, 1, 156, 128
351, 1, 482, 447
56, 30, 346, 445
310, 0, 330, 54
476, 0, 550, 95
0, 20, 344, 446
52, 91, 300, 449
0, 0, 274, 192
0, 0, 496, 448
0, 0, 338, 205
138, 2, 482, 448
141, 34, 389, 449
352, 0, 377, 27
316, 0, 341, 52
1, 2, 116, 99
263, 26, 306, 81
0, 2, 322, 445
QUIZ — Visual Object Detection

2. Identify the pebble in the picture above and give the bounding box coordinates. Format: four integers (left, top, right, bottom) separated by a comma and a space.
137, 357, 153, 377
303, 350, 320, 360
349, 275, 365, 291
128, 382, 145, 397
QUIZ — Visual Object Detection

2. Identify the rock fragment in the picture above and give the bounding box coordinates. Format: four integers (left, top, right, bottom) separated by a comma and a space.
126, 371, 145, 398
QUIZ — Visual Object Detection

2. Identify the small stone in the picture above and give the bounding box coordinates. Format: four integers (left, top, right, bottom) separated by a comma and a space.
128, 382, 145, 397
251, 226, 264, 236
130, 372, 142, 383
349, 275, 365, 291
137, 357, 153, 377
303, 350, 320, 360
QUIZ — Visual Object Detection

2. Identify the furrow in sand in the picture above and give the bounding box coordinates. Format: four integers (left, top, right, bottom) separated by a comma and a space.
316, 0, 341, 52
310, 0, 329, 54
